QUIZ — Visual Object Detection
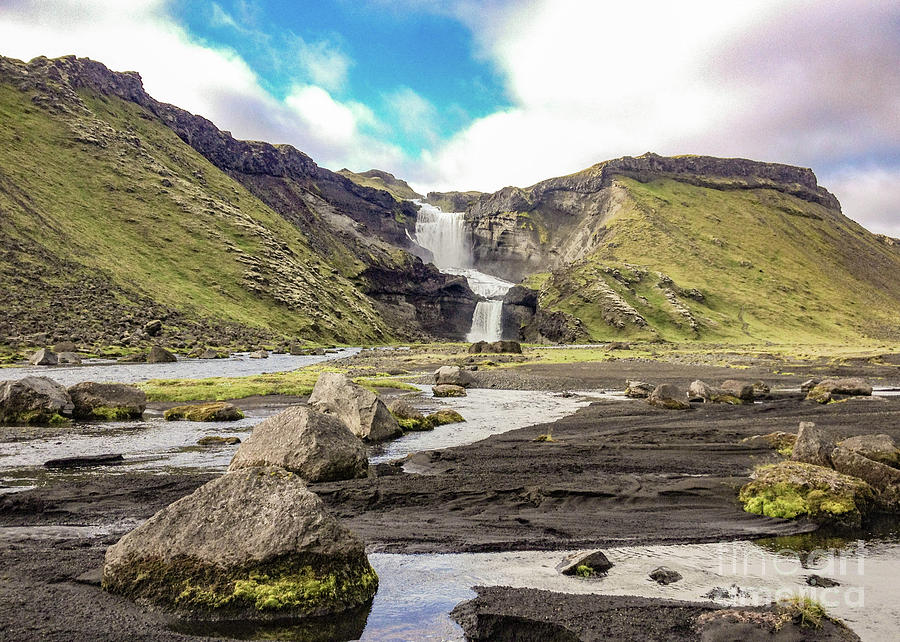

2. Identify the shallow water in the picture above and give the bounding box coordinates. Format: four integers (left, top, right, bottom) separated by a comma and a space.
0, 349, 360, 386
368, 386, 603, 465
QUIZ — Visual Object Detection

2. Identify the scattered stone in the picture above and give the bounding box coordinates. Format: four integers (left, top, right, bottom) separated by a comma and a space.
117, 353, 146, 363
608, 342, 631, 350
739, 461, 874, 526
468, 341, 522, 354
800, 378, 821, 394
143, 319, 162, 336
198, 348, 225, 359
807, 377, 872, 403
838, 434, 899, 468
164, 402, 244, 422
102, 466, 378, 618
434, 365, 474, 387
702, 584, 751, 600
309, 372, 402, 442
648, 384, 691, 410
752, 380, 771, 395
625, 380, 654, 398
44, 453, 124, 468
387, 399, 425, 422
426, 409, 465, 427
248, 350, 269, 359
648, 567, 682, 585
68, 382, 146, 420
719, 380, 754, 402
29, 348, 58, 366
197, 436, 241, 446
229, 406, 367, 483
433, 384, 467, 398
57, 351, 82, 364
0, 376, 73, 425
791, 421, 834, 467
146, 346, 177, 363
806, 574, 840, 588
688, 380, 713, 402
560, 550, 613, 577
741, 431, 797, 454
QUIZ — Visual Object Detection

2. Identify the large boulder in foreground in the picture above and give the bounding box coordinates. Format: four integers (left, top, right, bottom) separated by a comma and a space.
0, 376, 73, 425
647, 384, 690, 410
229, 406, 367, 482
791, 421, 834, 468
309, 372, 401, 442
102, 466, 378, 618
67, 382, 146, 420
739, 461, 875, 526
434, 365, 474, 388
807, 377, 872, 403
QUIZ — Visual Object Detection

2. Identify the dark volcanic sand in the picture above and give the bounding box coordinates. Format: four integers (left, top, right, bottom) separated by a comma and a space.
1, 359, 898, 640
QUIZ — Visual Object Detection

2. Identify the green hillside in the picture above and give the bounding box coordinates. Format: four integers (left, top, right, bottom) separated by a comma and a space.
0, 62, 389, 350
338, 168, 422, 201
523, 176, 900, 343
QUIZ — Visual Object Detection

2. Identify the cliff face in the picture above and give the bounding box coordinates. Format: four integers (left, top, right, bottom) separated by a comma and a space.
463, 154, 900, 343
0, 55, 475, 347
338, 168, 423, 201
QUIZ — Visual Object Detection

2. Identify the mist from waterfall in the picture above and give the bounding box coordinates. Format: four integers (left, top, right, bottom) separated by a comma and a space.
414, 200, 513, 342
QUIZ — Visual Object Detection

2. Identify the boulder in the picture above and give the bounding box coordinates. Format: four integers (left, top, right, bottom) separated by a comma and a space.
830, 446, 900, 510
427, 409, 465, 427
494, 340, 522, 354
806, 575, 840, 588
649, 567, 682, 585
52, 341, 76, 353
688, 380, 713, 402
164, 402, 244, 422
388, 398, 430, 431
624, 380, 654, 398
248, 350, 269, 359
433, 384, 467, 398
67, 382, 146, 420
229, 406, 367, 482
791, 421, 834, 467
309, 372, 402, 442
147, 346, 177, 363
560, 551, 613, 577
198, 348, 224, 359
102, 466, 378, 618
468, 341, 490, 354
752, 380, 771, 395
741, 431, 797, 454
29, 348, 58, 366
719, 380, 754, 402
434, 365, 474, 387
807, 377, 872, 404
57, 351, 82, 364
143, 319, 162, 336
838, 434, 899, 468
800, 378, 821, 394
0, 376, 73, 425
648, 384, 690, 410
739, 461, 875, 526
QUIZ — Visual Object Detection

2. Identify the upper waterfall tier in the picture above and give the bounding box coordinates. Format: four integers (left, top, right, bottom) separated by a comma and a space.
414, 200, 472, 271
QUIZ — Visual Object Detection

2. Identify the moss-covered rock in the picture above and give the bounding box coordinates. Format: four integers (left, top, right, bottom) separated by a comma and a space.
0, 376, 73, 425
164, 402, 244, 422
741, 431, 797, 456
426, 409, 465, 427
103, 466, 378, 618
433, 384, 466, 398
68, 382, 146, 420
739, 461, 875, 526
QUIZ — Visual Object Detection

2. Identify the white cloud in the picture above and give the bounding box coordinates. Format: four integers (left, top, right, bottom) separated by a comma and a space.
0, 0, 400, 171
293, 36, 352, 92
825, 167, 900, 236
385, 86, 439, 146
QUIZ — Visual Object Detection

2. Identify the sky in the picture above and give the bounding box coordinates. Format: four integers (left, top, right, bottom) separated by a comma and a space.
0, 0, 898, 235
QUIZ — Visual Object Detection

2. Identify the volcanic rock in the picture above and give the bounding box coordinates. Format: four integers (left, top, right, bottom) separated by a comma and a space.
67, 382, 146, 420
0, 376, 73, 424
309, 372, 402, 442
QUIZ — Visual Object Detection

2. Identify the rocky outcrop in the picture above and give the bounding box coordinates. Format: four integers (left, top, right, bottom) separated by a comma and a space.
229, 406, 367, 482
308, 372, 402, 442
830, 446, 900, 510
102, 466, 378, 617
338, 168, 422, 201
838, 434, 899, 468
67, 382, 146, 420
791, 421, 834, 467
0, 376, 73, 425
423, 191, 484, 213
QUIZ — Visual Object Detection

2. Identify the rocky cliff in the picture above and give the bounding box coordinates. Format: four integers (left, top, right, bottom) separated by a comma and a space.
0, 55, 475, 352
463, 154, 900, 343
338, 168, 423, 201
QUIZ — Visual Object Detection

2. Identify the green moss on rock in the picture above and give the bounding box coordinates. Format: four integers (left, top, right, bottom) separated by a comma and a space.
739, 461, 875, 526
86, 405, 142, 421
426, 409, 465, 427
164, 402, 244, 422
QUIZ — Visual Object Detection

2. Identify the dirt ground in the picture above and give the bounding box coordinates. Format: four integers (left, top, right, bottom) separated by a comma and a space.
1, 356, 898, 640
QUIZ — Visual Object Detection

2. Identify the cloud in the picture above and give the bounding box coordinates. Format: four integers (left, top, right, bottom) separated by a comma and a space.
292, 35, 353, 92
385, 86, 440, 147
825, 166, 900, 236
0, 0, 400, 171
408, 0, 900, 215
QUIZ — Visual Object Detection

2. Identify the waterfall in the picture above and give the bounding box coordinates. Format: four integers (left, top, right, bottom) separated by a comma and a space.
414, 200, 513, 341
413, 201, 471, 270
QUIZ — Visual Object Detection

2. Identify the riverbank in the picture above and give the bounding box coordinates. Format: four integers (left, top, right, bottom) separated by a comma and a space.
1, 348, 898, 640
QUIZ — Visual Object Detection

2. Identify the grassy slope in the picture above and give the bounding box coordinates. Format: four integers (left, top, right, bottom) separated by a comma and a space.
337, 169, 421, 201
532, 177, 900, 344
0, 83, 389, 344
